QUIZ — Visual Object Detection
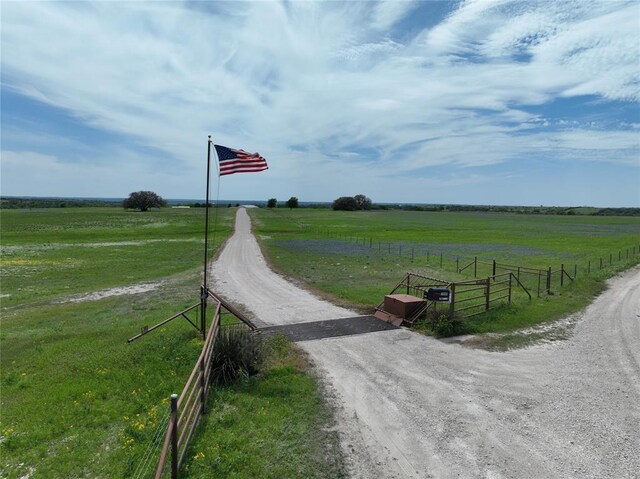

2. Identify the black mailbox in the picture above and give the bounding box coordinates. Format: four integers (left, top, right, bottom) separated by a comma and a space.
424, 288, 451, 303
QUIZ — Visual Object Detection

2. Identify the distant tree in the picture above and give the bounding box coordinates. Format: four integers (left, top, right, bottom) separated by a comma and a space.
267, 198, 277, 208
354, 194, 372, 210
332, 196, 358, 211
286, 197, 299, 209
123, 191, 166, 212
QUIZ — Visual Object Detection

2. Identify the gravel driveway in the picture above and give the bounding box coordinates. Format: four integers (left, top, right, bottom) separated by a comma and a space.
212, 208, 640, 479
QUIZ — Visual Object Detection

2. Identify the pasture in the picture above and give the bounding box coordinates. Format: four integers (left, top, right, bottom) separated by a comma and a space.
2, 205, 638, 477
0, 207, 341, 478
250, 208, 640, 335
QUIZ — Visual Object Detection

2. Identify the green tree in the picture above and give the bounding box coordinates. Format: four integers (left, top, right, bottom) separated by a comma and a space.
286, 197, 299, 209
332, 196, 358, 211
267, 198, 277, 208
354, 194, 372, 210
122, 191, 166, 212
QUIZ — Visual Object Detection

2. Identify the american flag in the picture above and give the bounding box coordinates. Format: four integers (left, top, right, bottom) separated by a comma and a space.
214, 144, 269, 176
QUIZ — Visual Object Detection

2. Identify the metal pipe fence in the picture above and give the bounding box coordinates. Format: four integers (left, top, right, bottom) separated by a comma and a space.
154, 300, 221, 478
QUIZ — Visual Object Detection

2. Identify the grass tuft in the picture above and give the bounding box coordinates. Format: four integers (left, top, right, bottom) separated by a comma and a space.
210, 327, 265, 385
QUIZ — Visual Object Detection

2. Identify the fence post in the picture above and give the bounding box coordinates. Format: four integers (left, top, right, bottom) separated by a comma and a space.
485, 278, 490, 311
440, 252, 443, 268
619, 251, 621, 261
547, 267, 551, 294
449, 283, 455, 318
170, 394, 178, 479
560, 264, 564, 287
537, 271, 541, 298
427, 251, 430, 262
200, 286, 207, 340
456, 256, 459, 272
492, 260, 496, 277
574, 264, 577, 279
474, 256, 477, 278
517, 266, 520, 282
508, 274, 512, 303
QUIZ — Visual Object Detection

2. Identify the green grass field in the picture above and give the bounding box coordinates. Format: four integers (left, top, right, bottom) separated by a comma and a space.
0, 207, 343, 478
250, 208, 640, 336
2, 205, 638, 477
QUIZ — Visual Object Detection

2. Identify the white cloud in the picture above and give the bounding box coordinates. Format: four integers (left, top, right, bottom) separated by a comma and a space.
371, 1, 419, 30
1, 0, 638, 205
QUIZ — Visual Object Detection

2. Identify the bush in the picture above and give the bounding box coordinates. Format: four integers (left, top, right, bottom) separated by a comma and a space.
431, 314, 466, 338
210, 327, 264, 385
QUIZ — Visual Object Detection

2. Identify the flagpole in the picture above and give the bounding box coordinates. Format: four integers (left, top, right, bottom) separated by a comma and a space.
201, 135, 212, 339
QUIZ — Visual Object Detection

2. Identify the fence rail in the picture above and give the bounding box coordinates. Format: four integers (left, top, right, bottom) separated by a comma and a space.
155, 300, 221, 479
149, 288, 256, 479
377, 270, 532, 322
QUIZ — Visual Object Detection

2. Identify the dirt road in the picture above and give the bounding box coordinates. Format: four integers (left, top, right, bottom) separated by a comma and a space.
212, 208, 640, 479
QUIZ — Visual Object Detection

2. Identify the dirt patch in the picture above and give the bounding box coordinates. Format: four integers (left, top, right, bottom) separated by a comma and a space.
56, 282, 164, 304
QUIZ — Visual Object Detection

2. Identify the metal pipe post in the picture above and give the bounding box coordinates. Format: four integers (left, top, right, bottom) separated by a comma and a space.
170, 394, 178, 479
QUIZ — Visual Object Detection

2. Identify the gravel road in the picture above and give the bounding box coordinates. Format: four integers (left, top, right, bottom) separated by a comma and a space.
212, 208, 640, 479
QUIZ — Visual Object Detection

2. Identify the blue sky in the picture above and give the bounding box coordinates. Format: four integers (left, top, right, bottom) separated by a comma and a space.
1, 0, 639, 206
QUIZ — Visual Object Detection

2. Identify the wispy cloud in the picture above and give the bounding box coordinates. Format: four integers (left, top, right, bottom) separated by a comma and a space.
1, 0, 638, 205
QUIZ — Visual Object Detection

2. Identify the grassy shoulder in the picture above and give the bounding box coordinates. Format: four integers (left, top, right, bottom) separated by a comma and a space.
182, 335, 345, 479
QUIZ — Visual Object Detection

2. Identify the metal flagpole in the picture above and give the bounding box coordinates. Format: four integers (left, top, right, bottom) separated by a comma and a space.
201, 135, 212, 339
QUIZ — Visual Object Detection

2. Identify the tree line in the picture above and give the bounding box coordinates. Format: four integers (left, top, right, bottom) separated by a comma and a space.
3, 193, 638, 217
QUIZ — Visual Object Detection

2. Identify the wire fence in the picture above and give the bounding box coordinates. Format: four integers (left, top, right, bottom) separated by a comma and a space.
131, 412, 171, 479
262, 210, 640, 313
278, 216, 640, 297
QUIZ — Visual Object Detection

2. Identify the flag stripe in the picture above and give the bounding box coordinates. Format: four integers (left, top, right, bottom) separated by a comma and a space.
220, 166, 268, 173
214, 144, 269, 177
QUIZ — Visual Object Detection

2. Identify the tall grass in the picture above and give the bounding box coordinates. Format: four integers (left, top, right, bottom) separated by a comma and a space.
210, 327, 265, 385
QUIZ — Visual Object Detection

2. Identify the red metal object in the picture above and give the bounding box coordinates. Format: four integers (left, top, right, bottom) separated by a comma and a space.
383, 294, 426, 319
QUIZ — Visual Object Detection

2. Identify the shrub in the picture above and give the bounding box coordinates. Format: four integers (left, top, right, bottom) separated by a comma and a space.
210, 327, 264, 385
267, 198, 277, 208
431, 313, 466, 338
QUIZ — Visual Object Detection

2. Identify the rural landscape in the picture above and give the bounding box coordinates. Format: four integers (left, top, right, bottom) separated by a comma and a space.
1, 199, 639, 477
2, 1, 639, 478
